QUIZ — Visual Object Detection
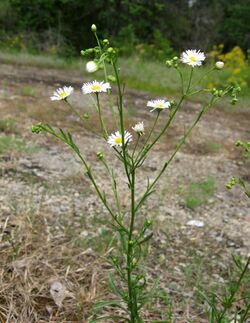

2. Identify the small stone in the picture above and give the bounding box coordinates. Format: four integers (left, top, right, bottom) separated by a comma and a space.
186, 220, 204, 227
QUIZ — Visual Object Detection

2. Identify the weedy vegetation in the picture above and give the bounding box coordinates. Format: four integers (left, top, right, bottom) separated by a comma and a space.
30, 25, 249, 322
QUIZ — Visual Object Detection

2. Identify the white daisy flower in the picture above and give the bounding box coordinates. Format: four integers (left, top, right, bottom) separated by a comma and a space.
86, 61, 98, 73
132, 122, 144, 135
180, 49, 205, 67
147, 99, 170, 112
50, 86, 74, 101
107, 131, 132, 148
82, 80, 111, 94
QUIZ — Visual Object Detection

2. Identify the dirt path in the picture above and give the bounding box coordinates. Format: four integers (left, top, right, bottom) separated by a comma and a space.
0, 62, 249, 322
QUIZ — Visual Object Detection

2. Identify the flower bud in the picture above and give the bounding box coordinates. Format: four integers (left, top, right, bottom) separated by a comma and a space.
107, 75, 116, 83
107, 47, 114, 54
215, 61, 224, 70
86, 61, 98, 73
145, 219, 152, 227
96, 151, 104, 160
91, 24, 97, 32
31, 123, 43, 134
231, 97, 238, 105
83, 112, 89, 119
103, 39, 109, 45
165, 60, 172, 67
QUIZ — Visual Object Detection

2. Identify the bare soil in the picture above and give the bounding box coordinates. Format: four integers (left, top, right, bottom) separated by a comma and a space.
0, 62, 249, 322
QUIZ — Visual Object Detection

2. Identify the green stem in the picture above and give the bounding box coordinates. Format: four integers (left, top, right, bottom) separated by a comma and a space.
112, 60, 132, 186
218, 257, 250, 321
94, 32, 118, 128
65, 100, 85, 123
132, 134, 140, 159
127, 169, 138, 322
186, 67, 193, 94
96, 93, 108, 139
101, 157, 122, 218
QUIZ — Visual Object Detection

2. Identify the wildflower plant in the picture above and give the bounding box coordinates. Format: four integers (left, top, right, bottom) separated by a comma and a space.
32, 25, 241, 322
226, 140, 250, 199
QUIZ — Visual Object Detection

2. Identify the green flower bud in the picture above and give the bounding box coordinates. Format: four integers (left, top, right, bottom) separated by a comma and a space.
235, 140, 242, 147
31, 123, 43, 134
103, 39, 109, 45
107, 75, 116, 83
165, 60, 172, 67
96, 151, 104, 160
83, 113, 89, 119
218, 90, 224, 97
107, 47, 114, 54
111, 256, 118, 264
128, 240, 134, 246
145, 219, 152, 227
231, 97, 238, 105
91, 24, 97, 32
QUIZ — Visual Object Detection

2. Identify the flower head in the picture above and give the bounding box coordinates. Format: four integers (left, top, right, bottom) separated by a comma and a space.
215, 61, 224, 70
82, 80, 111, 94
86, 61, 98, 73
180, 49, 205, 67
107, 131, 132, 148
132, 122, 144, 135
50, 86, 74, 101
147, 99, 170, 112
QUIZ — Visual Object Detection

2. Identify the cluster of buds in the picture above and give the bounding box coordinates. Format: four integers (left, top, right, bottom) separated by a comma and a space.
226, 177, 238, 189
81, 25, 118, 77
211, 88, 224, 98
165, 56, 179, 68
230, 85, 241, 105
235, 140, 250, 155
31, 122, 44, 134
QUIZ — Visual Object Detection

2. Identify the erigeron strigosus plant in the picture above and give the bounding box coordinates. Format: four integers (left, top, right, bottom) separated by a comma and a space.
32, 24, 240, 322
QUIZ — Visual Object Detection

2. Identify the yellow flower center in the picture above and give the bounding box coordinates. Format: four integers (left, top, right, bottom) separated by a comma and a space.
157, 103, 164, 109
190, 56, 197, 62
91, 85, 101, 91
115, 137, 122, 145
60, 91, 67, 98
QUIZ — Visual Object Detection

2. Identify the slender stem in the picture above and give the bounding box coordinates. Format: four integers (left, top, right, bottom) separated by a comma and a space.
96, 93, 108, 139
127, 169, 138, 322
191, 67, 215, 91
112, 60, 132, 186
101, 157, 122, 217
65, 100, 85, 123
186, 67, 193, 94
132, 134, 140, 159
94, 32, 118, 128
218, 257, 250, 320
176, 67, 184, 96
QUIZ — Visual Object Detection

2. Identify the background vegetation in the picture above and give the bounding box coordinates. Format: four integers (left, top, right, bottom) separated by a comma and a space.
0, 0, 249, 57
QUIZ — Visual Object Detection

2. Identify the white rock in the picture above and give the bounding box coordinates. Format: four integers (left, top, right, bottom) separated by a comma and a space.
186, 219, 204, 227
